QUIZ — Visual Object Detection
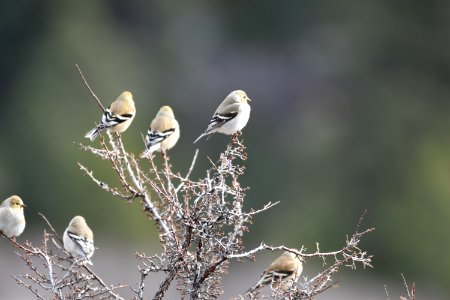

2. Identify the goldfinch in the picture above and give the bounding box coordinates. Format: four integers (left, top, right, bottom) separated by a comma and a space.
140, 106, 180, 158
194, 90, 251, 143
0, 195, 26, 239
85, 91, 136, 141
63, 216, 95, 265
246, 251, 304, 295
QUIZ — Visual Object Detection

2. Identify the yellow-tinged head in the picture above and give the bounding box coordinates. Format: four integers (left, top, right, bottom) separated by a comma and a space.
282, 250, 305, 263
2, 195, 27, 209
160, 105, 173, 113
70, 215, 87, 226
68, 215, 94, 240
157, 105, 175, 118
119, 91, 133, 101
230, 90, 251, 103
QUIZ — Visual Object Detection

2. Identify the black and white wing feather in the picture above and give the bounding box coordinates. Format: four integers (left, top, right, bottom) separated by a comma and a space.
194, 111, 238, 143
85, 108, 134, 141
245, 270, 294, 294
141, 127, 176, 156
145, 128, 176, 148
67, 231, 95, 264
98, 109, 134, 130
206, 111, 238, 133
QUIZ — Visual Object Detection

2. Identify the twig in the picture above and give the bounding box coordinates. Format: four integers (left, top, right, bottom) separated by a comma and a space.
78, 162, 134, 200
153, 270, 177, 300
83, 264, 125, 300
6, 215, 125, 299
175, 149, 199, 193
75, 64, 105, 112
400, 273, 416, 300
38, 213, 63, 244
401, 273, 411, 299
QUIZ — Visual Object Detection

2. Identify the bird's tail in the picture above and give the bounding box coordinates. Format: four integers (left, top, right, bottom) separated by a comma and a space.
140, 149, 151, 159
193, 132, 207, 144
84, 257, 93, 266
75, 257, 93, 266
84, 127, 100, 141
244, 284, 260, 296
245, 271, 270, 295
140, 143, 160, 158
244, 279, 264, 295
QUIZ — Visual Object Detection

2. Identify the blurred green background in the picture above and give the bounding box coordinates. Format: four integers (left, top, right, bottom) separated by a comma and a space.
1, 1, 450, 299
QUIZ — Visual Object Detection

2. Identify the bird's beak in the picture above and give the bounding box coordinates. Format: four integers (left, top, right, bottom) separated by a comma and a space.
247, 97, 252, 102
21, 204, 27, 208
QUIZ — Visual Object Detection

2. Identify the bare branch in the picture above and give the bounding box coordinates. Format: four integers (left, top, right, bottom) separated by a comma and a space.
153, 270, 177, 300
174, 149, 199, 194
78, 162, 134, 200
5, 215, 125, 299
75, 64, 105, 112
9, 69, 376, 299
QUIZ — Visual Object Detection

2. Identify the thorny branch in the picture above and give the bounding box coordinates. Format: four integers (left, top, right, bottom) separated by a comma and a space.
384, 274, 416, 300
227, 211, 374, 299
78, 131, 173, 242
5, 70, 377, 300
9, 132, 375, 299
2, 215, 125, 300
129, 139, 375, 300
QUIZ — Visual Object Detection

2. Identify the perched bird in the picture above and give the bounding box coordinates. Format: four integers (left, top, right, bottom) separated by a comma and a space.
246, 251, 304, 295
140, 105, 180, 158
0, 195, 26, 240
85, 91, 136, 141
194, 90, 251, 143
63, 216, 95, 265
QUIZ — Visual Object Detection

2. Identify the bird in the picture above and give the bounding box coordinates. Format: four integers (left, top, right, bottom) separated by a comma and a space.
140, 105, 180, 158
194, 90, 251, 143
85, 91, 136, 141
246, 250, 304, 295
63, 216, 95, 265
0, 195, 26, 240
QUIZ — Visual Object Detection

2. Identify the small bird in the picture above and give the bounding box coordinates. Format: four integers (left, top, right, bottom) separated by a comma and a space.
194, 90, 251, 143
0, 195, 26, 240
63, 216, 95, 265
140, 105, 180, 158
246, 251, 304, 295
85, 91, 136, 141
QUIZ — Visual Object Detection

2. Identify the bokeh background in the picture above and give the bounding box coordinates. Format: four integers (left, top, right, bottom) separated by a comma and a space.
1, 1, 450, 299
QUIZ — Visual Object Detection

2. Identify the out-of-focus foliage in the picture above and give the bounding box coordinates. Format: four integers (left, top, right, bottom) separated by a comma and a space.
1, 0, 450, 297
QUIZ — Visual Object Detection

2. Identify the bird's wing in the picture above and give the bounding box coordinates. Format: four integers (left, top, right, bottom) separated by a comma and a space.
146, 128, 176, 148
267, 255, 298, 273
204, 111, 238, 133
98, 108, 134, 130
67, 231, 94, 256
0, 208, 6, 231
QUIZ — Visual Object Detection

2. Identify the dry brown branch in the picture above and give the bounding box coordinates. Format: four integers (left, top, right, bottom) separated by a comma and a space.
400, 273, 416, 300
76, 123, 375, 299
228, 211, 374, 299
6, 69, 376, 300
75, 64, 105, 112
383, 274, 417, 300
3, 215, 125, 299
